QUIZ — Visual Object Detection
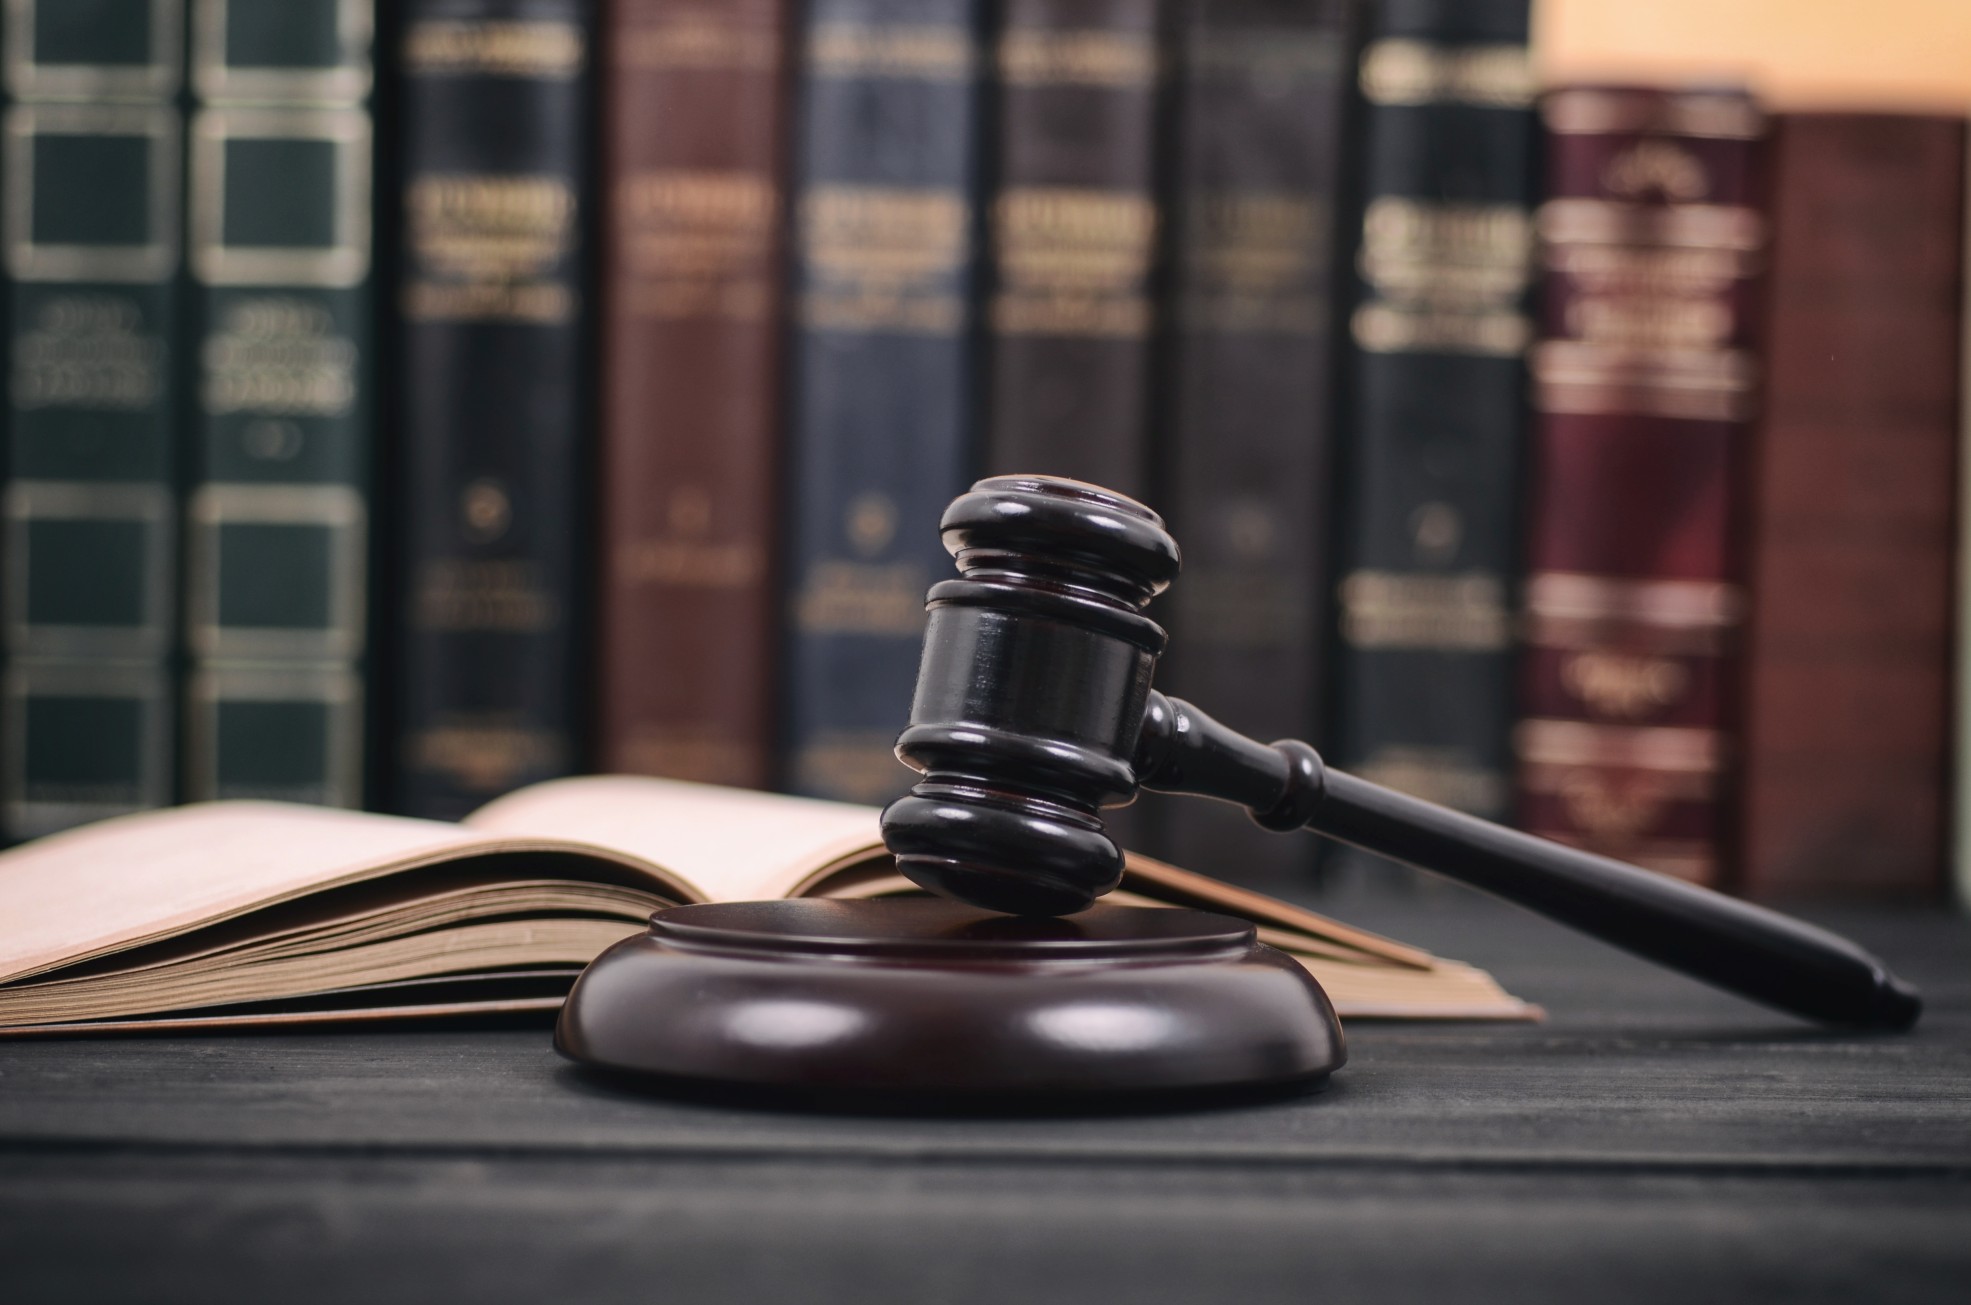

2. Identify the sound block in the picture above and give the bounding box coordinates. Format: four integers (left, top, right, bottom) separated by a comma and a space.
556, 898, 1345, 1106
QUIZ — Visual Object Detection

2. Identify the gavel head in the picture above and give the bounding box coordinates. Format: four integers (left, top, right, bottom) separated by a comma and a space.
880, 475, 1180, 915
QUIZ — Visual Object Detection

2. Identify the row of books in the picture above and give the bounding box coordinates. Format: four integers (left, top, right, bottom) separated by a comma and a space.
1, 1, 1960, 905
1518, 89, 1963, 902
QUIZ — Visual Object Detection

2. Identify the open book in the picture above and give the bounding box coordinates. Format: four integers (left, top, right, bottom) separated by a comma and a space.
0, 775, 1538, 1032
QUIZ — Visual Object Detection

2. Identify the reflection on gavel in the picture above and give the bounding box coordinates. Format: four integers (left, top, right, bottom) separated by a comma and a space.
880, 475, 1921, 1031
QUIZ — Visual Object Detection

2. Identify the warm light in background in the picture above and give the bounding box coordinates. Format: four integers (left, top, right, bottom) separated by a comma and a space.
1536, 0, 1971, 109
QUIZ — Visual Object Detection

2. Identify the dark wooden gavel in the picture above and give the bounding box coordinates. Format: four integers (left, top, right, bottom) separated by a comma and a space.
881, 475, 1922, 1030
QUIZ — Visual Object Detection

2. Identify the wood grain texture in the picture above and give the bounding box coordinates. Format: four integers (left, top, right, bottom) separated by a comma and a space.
2, 890, 1965, 1303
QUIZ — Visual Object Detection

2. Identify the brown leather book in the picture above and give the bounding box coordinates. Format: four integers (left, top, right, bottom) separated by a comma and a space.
1516, 87, 1768, 887
595, 0, 792, 788
981, 0, 1165, 496
1737, 114, 1965, 899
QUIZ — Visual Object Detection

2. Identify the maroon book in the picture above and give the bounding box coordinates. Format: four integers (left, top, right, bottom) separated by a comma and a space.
595, 0, 792, 788
1737, 113, 1965, 899
1516, 87, 1767, 886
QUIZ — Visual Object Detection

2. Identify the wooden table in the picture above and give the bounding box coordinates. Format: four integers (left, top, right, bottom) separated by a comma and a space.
2, 884, 1966, 1304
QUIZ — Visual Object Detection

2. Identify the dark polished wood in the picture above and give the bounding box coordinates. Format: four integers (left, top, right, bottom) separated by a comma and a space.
2, 897, 1964, 1305
880, 475, 1920, 1030
556, 899, 1344, 1102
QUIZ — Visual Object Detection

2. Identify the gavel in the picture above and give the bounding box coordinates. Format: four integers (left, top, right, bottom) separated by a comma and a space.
881, 474, 1922, 1031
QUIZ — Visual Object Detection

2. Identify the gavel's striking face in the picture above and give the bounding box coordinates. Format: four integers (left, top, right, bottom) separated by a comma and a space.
880, 476, 1181, 915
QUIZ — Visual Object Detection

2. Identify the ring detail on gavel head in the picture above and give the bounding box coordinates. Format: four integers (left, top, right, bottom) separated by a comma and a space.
881, 476, 1181, 915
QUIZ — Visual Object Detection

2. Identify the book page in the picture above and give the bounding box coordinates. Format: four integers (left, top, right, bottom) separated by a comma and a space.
466, 775, 890, 902
470, 777, 1436, 967
0, 802, 660, 986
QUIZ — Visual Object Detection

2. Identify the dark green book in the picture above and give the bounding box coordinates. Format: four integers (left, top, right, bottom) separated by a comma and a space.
183, 0, 374, 808
1, 0, 185, 838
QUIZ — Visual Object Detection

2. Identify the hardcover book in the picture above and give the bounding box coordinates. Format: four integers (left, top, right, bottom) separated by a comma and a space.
1738, 113, 1965, 898
1517, 86, 1767, 886
1151, 0, 1355, 891
391, 0, 594, 818
1, 0, 185, 838
980, 0, 1164, 497
0, 775, 1536, 1031
1329, 0, 1538, 830
595, 0, 792, 791
782, 0, 986, 803
185, 0, 375, 809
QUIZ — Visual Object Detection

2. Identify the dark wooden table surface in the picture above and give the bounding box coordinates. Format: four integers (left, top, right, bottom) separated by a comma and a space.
3, 882, 1967, 1304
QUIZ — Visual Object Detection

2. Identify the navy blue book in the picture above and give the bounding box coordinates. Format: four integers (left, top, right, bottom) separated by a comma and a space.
390, 0, 594, 819
1328, 0, 1538, 828
781, 0, 986, 803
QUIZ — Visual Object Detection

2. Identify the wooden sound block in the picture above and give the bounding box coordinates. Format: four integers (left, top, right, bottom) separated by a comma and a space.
556, 898, 1346, 1106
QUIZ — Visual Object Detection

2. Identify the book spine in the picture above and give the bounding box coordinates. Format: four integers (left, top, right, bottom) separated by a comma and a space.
1958, 128, 1971, 914
1329, 0, 1537, 825
595, 0, 790, 790
980, 0, 1163, 497
1739, 113, 1965, 899
782, 0, 985, 803
1151, 0, 1354, 890
1516, 87, 1767, 887
392, 0, 593, 818
184, 0, 374, 807
1, 1, 185, 838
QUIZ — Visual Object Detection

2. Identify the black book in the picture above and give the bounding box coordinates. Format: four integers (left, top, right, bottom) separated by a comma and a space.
389, 0, 594, 818
1328, 0, 1537, 850
1150, 0, 1357, 894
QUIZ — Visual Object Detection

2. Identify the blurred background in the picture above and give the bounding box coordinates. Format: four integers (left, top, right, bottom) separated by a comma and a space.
5, 0, 1969, 906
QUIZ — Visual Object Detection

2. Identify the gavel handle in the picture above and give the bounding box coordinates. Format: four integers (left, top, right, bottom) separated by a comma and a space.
1133, 693, 1922, 1030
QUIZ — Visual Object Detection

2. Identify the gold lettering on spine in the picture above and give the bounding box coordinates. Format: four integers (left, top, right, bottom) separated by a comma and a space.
1182, 192, 1327, 335
808, 25, 973, 81
1542, 89, 1763, 141
202, 298, 357, 418
1191, 32, 1340, 81
404, 22, 586, 79
617, 485, 764, 591
998, 29, 1156, 88
1358, 40, 1534, 109
799, 186, 967, 334
1351, 198, 1534, 357
413, 560, 561, 633
619, 170, 776, 321
1337, 571, 1511, 652
992, 187, 1155, 338
11, 295, 164, 411
404, 174, 578, 323
620, 16, 778, 71
1354, 747, 1507, 818
1558, 651, 1691, 720
1524, 572, 1739, 657
1532, 91, 1765, 424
